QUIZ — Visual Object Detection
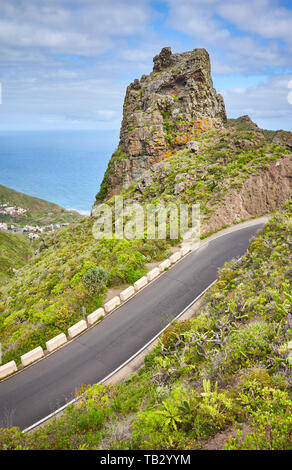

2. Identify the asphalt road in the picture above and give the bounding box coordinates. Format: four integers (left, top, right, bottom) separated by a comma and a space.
0, 223, 263, 430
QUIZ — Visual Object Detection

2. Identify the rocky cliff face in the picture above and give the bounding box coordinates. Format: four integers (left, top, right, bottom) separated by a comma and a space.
96, 47, 227, 201
99, 112, 291, 236
201, 154, 292, 234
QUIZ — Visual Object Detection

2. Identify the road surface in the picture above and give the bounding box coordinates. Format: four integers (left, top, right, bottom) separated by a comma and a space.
0, 223, 263, 430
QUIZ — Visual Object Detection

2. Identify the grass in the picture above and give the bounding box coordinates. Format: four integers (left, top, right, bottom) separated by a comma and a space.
116, 119, 290, 224
0, 203, 291, 450
0, 231, 36, 283
0, 184, 82, 226
0, 218, 170, 365
0, 118, 290, 366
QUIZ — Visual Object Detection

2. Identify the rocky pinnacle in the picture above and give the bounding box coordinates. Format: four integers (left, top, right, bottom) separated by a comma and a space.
96, 47, 227, 201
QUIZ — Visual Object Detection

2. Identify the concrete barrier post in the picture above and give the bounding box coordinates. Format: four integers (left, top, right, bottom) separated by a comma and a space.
87, 307, 105, 326
159, 259, 171, 272
147, 267, 160, 282
180, 245, 191, 257
120, 286, 135, 302
46, 333, 67, 353
0, 360, 17, 379
21, 346, 44, 367
169, 251, 181, 264
68, 319, 87, 339
134, 276, 148, 292
104, 296, 121, 314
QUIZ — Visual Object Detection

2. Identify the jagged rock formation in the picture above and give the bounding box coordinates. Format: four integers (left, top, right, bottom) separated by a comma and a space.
96, 47, 227, 201
105, 113, 292, 235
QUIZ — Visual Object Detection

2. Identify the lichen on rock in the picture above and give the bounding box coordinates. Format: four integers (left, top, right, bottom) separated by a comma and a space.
96, 46, 227, 201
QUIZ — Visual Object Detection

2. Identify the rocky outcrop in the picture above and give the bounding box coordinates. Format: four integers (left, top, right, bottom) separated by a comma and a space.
96, 47, 227, 201
202, 154, 292, 234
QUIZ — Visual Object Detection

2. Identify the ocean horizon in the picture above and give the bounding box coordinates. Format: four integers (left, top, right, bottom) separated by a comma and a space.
0, 129, 120, 215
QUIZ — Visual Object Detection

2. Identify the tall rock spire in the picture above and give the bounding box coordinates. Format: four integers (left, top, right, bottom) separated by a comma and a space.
96, 47, 227, 201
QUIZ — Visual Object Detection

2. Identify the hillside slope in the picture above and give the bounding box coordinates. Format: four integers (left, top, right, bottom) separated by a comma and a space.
114, 116, 291, 232
0, 231, 35, 283
0, 117, 291, 366
0, 184, 82, 226
0, 46, 291, 450
0, 47, 291, 393
0, 220, 170, 365
1, 204, 291, 450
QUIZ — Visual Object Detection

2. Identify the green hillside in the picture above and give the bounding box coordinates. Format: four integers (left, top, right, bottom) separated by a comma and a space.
1, 204, 291, 450
116, 117, 290, 216
0, 231, 35, 283
0, 184, 82, 226
0, 220, 170, 365
0, 118, 291, 366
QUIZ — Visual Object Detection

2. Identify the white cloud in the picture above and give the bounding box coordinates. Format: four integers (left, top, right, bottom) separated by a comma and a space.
0, 0, 151, 55
222, 74, 292, 129
218, 0, 292, 44
0, 0, 291, 131
164, 0, 292, 73
0, 20, 109, 54
0, 0, 156, 129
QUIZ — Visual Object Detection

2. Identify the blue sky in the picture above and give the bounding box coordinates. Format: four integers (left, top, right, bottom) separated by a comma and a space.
0, 0, 291, 131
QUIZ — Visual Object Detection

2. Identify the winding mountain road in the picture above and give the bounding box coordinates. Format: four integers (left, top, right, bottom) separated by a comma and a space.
0, 221, 264, 431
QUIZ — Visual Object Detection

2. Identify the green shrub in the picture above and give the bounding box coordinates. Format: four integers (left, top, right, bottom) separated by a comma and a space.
219, 321, 276, 375
82, 266, 109, 294
225, 388, 292, 450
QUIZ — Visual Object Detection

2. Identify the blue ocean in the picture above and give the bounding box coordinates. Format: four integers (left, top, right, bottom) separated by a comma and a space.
0, 130, 119, 214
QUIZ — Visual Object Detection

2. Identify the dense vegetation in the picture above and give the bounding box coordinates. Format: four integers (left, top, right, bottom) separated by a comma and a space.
119, 118, 290, 224
0, 217, 169, 365
1, 204, 291, 450
0, 184, 82, 226
0, 231, 36, 283
0, 117, 290, 366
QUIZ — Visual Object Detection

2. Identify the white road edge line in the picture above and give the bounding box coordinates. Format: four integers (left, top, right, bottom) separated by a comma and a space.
23, 279, 217, 433
0, 216, 268, 384
21, 217, 267, 432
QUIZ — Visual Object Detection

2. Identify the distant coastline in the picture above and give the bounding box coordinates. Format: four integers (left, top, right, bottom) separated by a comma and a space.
0, 129, 119, 213
67, 208, 90, 216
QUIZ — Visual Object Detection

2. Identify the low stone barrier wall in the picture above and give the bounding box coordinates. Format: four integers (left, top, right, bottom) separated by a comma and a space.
68, 320, 87, 339
0, 360, 17, 379
0, 243, 192, 379
134, 276, 148, 291
120, 286, 135, 302
46, 333, 67, 353
87, 307, 104, 326
104, 296, 121, 313
21, 347, 44, 367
